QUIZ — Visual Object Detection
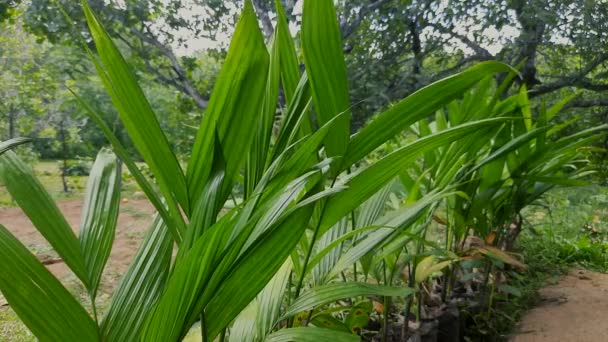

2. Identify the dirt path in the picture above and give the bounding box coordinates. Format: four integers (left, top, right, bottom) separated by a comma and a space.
0, 199, 154, 295
512, 269, 608, 342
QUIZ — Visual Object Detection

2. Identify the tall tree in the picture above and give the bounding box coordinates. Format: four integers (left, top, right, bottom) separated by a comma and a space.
4, 0, 400, 120
341, 0, 608, 126
15, 0, 222, 110
5, 0, 607, 129
0, 16, 54, 141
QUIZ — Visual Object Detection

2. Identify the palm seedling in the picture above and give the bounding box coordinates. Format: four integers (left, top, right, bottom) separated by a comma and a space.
2, 0, 577, 341
394, 76, 608, 325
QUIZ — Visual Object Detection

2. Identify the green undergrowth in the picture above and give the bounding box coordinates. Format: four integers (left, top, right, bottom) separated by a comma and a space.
464, 185, 608, 341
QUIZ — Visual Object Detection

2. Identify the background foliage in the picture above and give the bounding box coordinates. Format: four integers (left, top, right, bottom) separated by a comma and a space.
0, 0, 607, 162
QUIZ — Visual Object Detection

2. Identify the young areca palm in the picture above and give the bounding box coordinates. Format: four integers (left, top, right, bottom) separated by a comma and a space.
1, 1, 569, 341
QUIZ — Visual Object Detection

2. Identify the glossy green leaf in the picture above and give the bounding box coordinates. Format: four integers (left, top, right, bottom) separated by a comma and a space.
275, 0, 300, 103
100, 216, 173, 342
275, 112, 348, 179
187, 0, 269, 206
79, 148, 121, 298
312, 217, 349, 285
519, 85, 532, 130
229, 298, 259, 342
265, 327, 359, 342
82, 0, 188, 216
344, 62, 514, 168
356, 184, 393, 276
182, 134, 228, 251
272, 73, 313, 159
328, 190, 455, 279
283, 282, 414, 318
141, 201, 314, 341
489, 60, 523, 108
308, 225, 381, 276
204, 209, 313, 339
230, 260, 293, 342
302, 0, 351, 160
546, 92, 577, 122
0, 151, 89, 285
0, 224, 98, 341
0, 137, 31, 155
320, 118, 506, 234
140, 213, 236, 342
69, 88, 186, 241
246, 27, 281, 197
469, 126, 549, 175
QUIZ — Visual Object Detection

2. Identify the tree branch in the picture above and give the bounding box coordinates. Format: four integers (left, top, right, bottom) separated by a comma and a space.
430, 54, 492, 82
565, 99, 608, 109
131, 26, 209, 109
116, 34, 177, 85
428, 23, 493, 59
340, 0, 393, 40
530, 52, 608, 97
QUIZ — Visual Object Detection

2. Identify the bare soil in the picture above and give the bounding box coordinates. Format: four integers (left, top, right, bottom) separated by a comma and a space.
512, 269, 608, 342
0, 199, 154, 295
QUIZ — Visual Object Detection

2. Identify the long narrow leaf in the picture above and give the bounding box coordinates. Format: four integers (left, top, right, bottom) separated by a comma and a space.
283, 283, 415, 318
275, 0, 301, 103
0, 225, 98, 341
187, 0, 269, 206
204, 207, 314, 340
79, 148, 121, 298
69, 88, 186, 241
82, 1, 189, 215
312, 217, 349, 285
272, 74, 313, 158
0, 137, 32, 155
302, 0, 351, 160
100, 216, 173, 342
140, 213, 241, 341
469, 126, 549, 175
320, 119, 507, 234
328, 191, 454, 279
246, 28, 281, 197
265, 328, 359, 342
0, 151, 89, 285
344, 62, 513, 168
230, 260, 293, 342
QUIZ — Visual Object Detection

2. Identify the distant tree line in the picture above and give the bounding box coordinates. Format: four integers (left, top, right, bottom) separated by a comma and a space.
0, 0, 606, 160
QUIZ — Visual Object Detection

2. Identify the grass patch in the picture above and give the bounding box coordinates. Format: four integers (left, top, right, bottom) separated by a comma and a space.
0, 307, 35, 342
0, 160, 145, 207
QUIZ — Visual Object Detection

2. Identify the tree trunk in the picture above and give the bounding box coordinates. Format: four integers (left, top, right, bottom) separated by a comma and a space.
407, 16, 423, 93
8, 107, 16, 139
511, 0, 545, 87
59, 118, 69, 193
252, 0, 274, 38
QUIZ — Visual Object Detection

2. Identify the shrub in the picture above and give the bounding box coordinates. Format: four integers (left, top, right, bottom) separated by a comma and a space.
0, 1, 605, 341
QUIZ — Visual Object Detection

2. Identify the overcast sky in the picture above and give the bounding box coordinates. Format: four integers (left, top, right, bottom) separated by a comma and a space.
167, 0, 522, 57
